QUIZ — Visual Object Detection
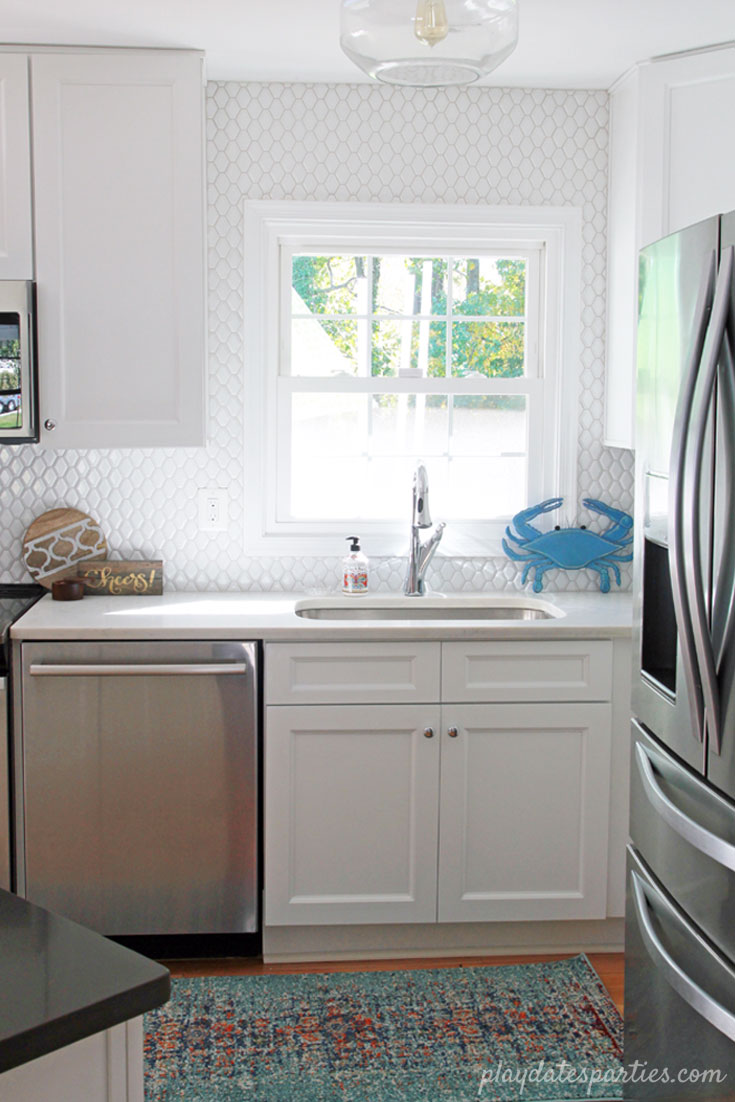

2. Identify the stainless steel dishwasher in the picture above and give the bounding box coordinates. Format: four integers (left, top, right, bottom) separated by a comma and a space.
16, 640, 258, 937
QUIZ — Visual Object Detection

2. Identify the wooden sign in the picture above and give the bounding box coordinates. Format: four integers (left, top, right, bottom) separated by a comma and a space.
76, 560, 163, 596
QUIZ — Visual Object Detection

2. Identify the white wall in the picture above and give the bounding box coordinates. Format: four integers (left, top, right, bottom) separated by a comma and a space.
0, 81, 633, 593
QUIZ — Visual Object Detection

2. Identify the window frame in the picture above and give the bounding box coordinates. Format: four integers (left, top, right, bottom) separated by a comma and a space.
244, 201, 582, 558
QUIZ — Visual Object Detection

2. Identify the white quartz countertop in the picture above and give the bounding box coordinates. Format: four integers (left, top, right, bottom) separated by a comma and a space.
12, 590, 632, 641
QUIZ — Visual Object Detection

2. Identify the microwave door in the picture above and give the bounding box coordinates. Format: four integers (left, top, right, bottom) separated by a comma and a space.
0, 281, 37, 445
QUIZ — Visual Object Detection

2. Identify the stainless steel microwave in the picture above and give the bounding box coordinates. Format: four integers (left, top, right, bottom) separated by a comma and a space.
0, 281, 37, 445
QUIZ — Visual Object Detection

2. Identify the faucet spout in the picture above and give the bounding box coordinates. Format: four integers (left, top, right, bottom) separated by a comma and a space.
417, 521, 446, 573
404, 465, 445, 596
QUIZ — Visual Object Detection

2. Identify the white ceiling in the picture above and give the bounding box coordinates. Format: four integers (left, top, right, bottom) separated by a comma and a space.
1, 0, 733, 88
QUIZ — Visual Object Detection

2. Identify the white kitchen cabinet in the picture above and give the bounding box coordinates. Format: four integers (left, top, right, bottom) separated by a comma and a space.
265, 704, 442, 925
605, 46, 735, 449
0, 1019, 143, 1102
637, 48, 735, 247
264, 641, 615, 927
265, 641, 441, 705
30, 50, 206, 448
0, 55, 32, 279
437, 703, 611, 922
442, 640, 612, 702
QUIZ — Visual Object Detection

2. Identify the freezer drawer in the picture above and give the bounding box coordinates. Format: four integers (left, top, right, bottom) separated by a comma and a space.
624, 847, 735, 1100
630, 720, 735, 963
18, 640, 259, 936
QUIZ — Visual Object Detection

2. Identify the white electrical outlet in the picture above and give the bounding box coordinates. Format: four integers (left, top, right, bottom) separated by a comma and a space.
198, 489, 228, 532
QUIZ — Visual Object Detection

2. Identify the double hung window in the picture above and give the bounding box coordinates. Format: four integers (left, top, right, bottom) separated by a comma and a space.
244, 203, 581, 556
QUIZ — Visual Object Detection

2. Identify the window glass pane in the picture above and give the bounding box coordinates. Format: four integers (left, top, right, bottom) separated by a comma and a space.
452, 257, 526, 318
369, 393, 448, 456
292, 255, 366, 316
292, 392, 365, 457
371, 320, 446, 377
287, 389, 530, 521
289, 394, 366, 519
450, 395, 527, 456
291, 456, 368, 520
372, 257, 447, 316
290, 319, 361, 377
448, 456, 527, 518
451, 321, 525, 378
363, 457, 420, 518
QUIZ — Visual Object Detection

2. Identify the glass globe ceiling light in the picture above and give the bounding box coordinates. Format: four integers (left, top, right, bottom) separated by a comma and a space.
340, 0, 519, 88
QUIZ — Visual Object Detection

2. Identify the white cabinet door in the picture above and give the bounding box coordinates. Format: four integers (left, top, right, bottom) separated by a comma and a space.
0, 54, 32, 279
605, 47, 735, 449
265, 704, 441, 925
639, 47, 735, 247
31, 51, 206, 448
442, 640, 612, 703
437, 703, 612, 922
265, 641, 441, 705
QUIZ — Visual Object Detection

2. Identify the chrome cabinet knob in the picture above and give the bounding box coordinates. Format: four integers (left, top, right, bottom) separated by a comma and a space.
448, 726, 459, 738
44, 419, 56, 431
423, 727, 434, 739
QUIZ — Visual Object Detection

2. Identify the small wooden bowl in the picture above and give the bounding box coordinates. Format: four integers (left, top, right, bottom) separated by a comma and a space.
51, 578, 85, 601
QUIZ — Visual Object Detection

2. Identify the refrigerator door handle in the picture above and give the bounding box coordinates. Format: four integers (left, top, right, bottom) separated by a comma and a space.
634, 739, 735, 870
712, 332, 735, 674
669, 249, 717, 743
631, 869, 735, 1043
682, 245, 735, 755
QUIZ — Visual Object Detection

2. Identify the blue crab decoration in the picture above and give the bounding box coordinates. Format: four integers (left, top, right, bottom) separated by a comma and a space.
502, 497, 633, 593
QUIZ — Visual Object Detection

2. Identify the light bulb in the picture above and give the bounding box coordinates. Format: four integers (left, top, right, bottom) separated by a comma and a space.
414, 0, 450, 47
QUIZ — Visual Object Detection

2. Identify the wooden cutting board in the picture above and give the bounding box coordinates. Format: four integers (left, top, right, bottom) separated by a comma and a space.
23, 508, 108, 588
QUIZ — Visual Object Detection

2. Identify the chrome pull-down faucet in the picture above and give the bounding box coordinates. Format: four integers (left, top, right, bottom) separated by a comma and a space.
404, 464, 445, 596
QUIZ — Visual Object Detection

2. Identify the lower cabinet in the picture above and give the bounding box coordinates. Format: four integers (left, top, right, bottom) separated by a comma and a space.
0, 1020, 144, 1102
265, 700, 612, 926
265, 705, 442, 925
437, 703, 611, 923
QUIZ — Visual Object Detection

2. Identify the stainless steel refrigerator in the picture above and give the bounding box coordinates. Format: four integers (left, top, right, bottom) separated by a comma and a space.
626, 213, 735, 1099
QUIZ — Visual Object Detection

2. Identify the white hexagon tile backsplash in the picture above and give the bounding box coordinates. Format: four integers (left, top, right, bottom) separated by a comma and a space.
0, 82, 634, 594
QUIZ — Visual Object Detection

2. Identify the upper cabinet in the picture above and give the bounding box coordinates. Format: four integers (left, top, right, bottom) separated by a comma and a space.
0, 55, 33, 279
0, 48, 206, 449
605, 46, 735, 450
31, 51, 206, 448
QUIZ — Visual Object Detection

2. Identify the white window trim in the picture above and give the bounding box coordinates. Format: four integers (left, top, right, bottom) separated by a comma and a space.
243, 200, 582, 558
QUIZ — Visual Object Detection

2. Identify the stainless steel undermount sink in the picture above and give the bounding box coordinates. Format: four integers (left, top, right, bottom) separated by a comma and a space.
294, 596, 562, 621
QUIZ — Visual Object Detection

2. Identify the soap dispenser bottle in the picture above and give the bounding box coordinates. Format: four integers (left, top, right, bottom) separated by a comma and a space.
343, 536, 369, 595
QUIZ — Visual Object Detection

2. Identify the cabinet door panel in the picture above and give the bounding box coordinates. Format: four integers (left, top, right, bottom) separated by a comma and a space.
31, 52, 205, 447
265, 704, 441, 925
442, 641, 612, 703
265, 642, 441, 705
0, 54, 32, 278
438, 703, 611, 922
639, 48, 735, 245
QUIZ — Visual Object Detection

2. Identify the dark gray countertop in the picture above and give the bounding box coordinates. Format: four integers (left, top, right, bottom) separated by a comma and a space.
0, 888, 169, 1074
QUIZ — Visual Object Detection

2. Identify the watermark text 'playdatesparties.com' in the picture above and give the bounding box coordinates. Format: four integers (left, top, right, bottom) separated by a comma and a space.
478, 1059, 728, 1098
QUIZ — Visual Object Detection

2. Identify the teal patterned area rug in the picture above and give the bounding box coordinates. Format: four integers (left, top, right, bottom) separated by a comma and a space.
144, 954, 623, 1101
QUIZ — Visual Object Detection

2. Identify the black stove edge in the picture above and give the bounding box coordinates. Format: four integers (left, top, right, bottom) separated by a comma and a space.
0, 584, 44, 599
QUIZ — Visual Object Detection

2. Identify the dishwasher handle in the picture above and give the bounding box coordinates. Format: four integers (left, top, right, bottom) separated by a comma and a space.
28, 662, 250, 677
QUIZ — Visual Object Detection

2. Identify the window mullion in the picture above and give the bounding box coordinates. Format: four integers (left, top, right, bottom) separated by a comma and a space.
280, 242, 294, 377
446, 258, 454, 456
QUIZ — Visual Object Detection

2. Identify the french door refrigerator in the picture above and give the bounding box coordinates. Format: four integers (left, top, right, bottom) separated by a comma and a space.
626, 212, 735, 1099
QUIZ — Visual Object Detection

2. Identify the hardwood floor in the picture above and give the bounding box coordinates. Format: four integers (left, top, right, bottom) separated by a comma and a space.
167, 951, 625, 1015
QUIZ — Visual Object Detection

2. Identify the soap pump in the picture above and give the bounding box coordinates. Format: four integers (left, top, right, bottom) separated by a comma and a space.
342, 536, 369, 595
